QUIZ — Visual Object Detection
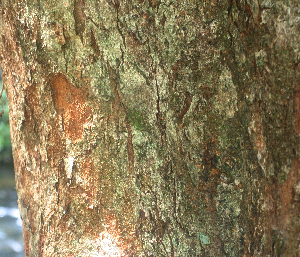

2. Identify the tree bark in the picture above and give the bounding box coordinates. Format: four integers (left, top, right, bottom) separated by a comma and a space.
0, 0, 300, 256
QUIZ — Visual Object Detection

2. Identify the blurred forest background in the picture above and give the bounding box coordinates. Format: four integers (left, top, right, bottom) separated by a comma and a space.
0, 68, 12, 164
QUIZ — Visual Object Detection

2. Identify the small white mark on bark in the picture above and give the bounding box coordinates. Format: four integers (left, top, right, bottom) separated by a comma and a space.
65, 155, 74, 179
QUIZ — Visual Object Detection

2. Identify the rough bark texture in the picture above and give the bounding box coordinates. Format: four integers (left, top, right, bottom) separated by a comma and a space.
0, 0, 300, 256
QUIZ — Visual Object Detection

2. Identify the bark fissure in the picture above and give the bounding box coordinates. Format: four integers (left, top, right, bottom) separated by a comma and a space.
178, 92, 192, 127
108, 61, 135, 174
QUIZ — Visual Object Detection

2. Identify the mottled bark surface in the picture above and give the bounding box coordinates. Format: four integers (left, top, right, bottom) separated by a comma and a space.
0, 0, 300, 256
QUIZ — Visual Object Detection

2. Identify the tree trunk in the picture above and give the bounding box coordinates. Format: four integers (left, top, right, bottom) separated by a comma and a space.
0, 0, 299, 256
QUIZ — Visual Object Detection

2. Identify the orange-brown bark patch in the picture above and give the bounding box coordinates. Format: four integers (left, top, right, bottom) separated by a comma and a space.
22, 225, 30, 256
75, 159, 100, 207
80, 159, 95, 183
49, 73, 93, 141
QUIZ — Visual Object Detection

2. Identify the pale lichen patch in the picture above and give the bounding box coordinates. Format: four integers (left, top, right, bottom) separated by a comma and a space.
214, 68, 237, 119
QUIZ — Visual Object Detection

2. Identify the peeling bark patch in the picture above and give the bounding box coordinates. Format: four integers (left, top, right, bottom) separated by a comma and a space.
49, 73, 93, 141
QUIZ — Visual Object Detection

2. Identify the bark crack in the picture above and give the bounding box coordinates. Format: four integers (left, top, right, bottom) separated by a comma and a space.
178, 92, 192, 127
107, 62, 135, 174
155, 72, 166, 146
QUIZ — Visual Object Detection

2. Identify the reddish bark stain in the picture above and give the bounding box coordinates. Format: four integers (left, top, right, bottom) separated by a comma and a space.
295, 89, 300, 135
126, 120, 135, 174
46, 124, 66, 167
80, 159, 96, 192
279, 157, 300, 226
49, 73, 93, 141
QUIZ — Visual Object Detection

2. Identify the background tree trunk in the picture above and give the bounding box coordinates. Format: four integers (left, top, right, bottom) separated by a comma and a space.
0, 0, 300, 256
